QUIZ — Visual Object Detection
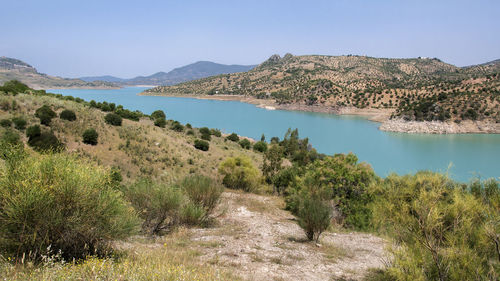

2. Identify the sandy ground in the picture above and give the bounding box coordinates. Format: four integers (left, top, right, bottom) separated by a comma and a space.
178, 191, 387, 281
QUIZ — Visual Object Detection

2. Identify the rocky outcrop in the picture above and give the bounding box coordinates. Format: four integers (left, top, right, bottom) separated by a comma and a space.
380, 119, 500, 134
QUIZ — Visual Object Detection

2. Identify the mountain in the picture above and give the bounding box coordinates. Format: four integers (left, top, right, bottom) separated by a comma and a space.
79, 75, 126, 83
0, 56, 117, 89
80, 61, 256, 86
146, 54, 500, 125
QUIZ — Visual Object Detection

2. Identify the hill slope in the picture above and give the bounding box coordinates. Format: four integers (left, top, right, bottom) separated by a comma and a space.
0, 56, 118, 89
81, 61, 256, 86
145, 54, 500, 132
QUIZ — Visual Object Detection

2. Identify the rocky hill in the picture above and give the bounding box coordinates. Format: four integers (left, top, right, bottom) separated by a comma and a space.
0, 56, 117, 89
81, 61, 256, 86
145, 54, 500, 130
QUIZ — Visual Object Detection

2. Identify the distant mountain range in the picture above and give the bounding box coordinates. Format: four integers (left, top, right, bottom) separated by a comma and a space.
0, 57, 117, 89
79, 61, 256, 86
0, 57, 256, 89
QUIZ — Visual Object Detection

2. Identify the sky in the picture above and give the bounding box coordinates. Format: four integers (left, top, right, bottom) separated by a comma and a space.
1, 0, 499, 78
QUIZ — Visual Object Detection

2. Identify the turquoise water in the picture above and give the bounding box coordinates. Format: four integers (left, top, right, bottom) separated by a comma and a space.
48, 87, 500, 182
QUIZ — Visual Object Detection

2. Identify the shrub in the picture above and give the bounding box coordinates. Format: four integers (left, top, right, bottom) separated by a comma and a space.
180, 175, 223, 221
11, 117, 26, 130
0, 80, 29, 94
1, 129, 21, 146
201, 133, 211, 141
154, 118, 167, 128
105, 113, 122, 126
226, 133, 239, 142
186, 123, 192, 129
27, 131, 64, 152
253, 141, 268, 152
122, 179, 183, 235
59, 109, 76, 121
82, 128, 99, 145
35, 105, 57, 125
26, 124, 41, 139
239, 139, 251, 149
0, 152, 139, 260
199, 127, 210, 135
218, 156, 261, 192
180, 202, 205, 226
297, 195, 332, 242
0, 119, 12, 128
210, 129, 222, 137
186, 129, 195, 135
371, 172, 500, 281
151, 110, 166, 120
194, 139, 209, 151
171, 121, 184, 132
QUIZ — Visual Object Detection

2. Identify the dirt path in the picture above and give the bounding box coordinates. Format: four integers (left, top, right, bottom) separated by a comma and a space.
188, 191, 388, 281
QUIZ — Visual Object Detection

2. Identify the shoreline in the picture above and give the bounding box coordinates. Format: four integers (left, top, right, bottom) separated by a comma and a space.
140, 92, 500, 134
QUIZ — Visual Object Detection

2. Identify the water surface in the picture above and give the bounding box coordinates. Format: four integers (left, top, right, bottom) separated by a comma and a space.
49, 87, 500, 182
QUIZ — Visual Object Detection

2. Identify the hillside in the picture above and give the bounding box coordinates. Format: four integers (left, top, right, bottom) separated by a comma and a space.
145, 54, 500, 133
81, 61, 256, 86
0, 56, 117, 89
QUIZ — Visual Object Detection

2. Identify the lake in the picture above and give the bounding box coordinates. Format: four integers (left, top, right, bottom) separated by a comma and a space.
48, 87, 500, 182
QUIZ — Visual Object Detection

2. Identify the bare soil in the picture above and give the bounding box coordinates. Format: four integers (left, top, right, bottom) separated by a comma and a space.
186, 191, 387, 280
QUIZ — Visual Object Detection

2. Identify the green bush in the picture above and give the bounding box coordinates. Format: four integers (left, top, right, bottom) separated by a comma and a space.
59, 109, 77, 121
35, 105, 57, 125
297, 195, 332, 242
226, 133, 239, 142
194, 139, 209, 151
0, 151, 139, 260
371, 172, 500, 281
171, 121, 184, 132
199, 127, 210, 135
0, 119, 12, 128
27, 131, 64, 152
201, 133, 211, 141
0, 80, 29, 94
218, 156, 261, 192
11, 117, 27, 130
253, 141, 268, 152
122, 179, 183, 235
180, 175, 223, 221
105, 113, 123, 126
26, 125, 41, 139
151, 110, 166, 120
210, 129, 222, 137
239, 139, 251, 149
154, 118, 167, 128
82, 128, 99, 145
1, 129, 21, 146
180, 202, 205, 226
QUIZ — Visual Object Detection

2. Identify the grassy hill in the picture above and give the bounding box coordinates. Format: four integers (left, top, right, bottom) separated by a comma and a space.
0, 56, 117, 89
146, 54, 500, 124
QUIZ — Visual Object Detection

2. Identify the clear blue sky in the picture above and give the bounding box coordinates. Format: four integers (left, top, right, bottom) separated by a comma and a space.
1, 0, 499, 78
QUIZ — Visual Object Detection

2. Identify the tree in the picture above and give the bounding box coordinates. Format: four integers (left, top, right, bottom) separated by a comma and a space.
154, 118, 167, 128
262, 144, 284, 186
35, 105, 57, 125
239, 138, 251, 149
226, 133, 239, 142
82, 128, 99, 145
253, 141, 268, 153
151, 110, 166, 120
105, 113, 123, 126
60, 109, 77, 121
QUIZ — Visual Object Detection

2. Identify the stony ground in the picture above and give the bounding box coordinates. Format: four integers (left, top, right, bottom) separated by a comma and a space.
166, 191, 388, 281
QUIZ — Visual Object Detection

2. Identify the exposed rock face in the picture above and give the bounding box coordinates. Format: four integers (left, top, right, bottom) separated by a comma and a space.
380, 119, 500, 134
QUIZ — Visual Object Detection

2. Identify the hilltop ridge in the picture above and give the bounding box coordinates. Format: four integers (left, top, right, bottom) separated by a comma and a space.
145, 54, 500, 133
